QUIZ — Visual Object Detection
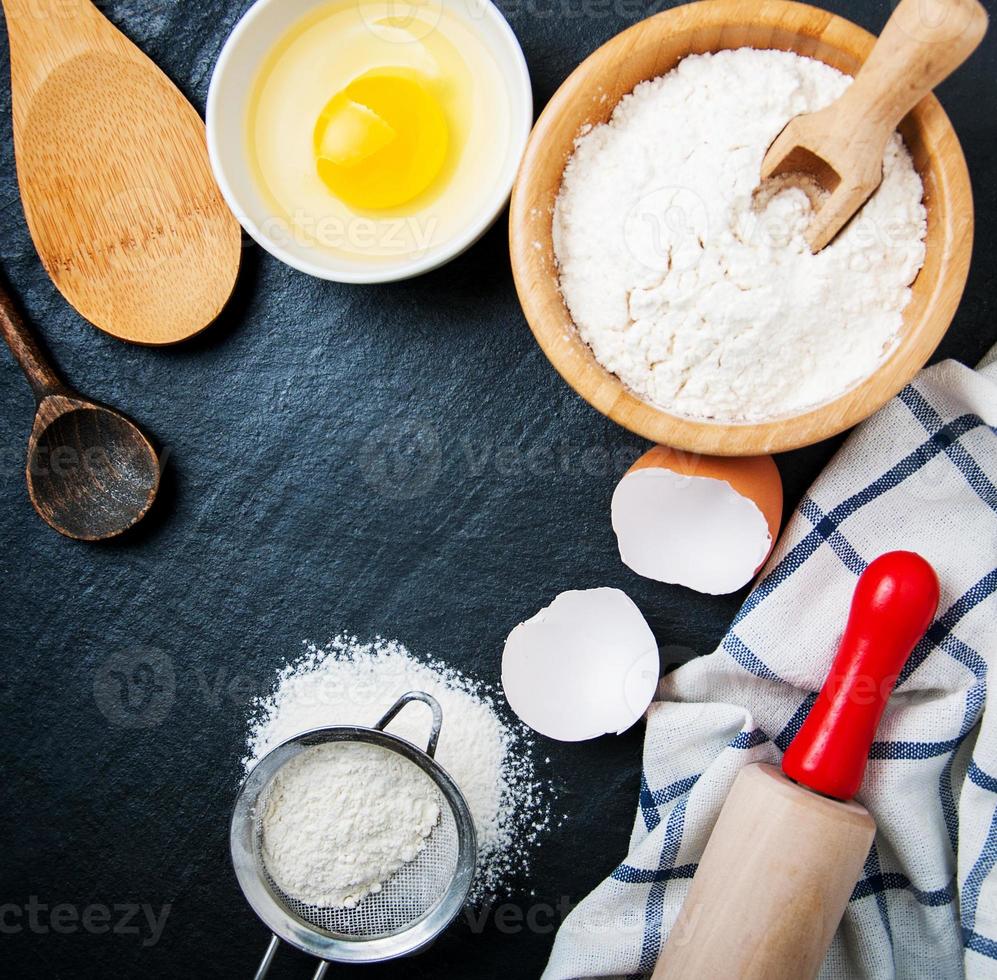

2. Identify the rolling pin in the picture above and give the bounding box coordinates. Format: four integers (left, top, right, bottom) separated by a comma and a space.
653, 551, 940, 980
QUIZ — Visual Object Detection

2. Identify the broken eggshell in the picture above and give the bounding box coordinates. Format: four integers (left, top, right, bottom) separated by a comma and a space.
612, 447, 783, 595
502, 588, 660, 741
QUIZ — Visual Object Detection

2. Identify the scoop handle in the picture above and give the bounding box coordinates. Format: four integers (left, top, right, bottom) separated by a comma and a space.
782, 551, 939, 800
0, 279, 64, 401
844, 0, 988, 133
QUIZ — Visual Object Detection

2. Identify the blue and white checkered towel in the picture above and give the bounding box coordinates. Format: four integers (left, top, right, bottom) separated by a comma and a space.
544, 349, 997, 980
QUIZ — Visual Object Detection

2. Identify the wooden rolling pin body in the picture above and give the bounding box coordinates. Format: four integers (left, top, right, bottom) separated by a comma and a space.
653, 552, 940, 980
654, 763, 875, 979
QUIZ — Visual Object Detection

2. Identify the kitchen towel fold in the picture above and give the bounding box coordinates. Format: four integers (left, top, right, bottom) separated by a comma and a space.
544, 350, 997, 980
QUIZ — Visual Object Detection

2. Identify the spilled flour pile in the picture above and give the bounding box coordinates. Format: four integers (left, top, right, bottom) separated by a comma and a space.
245, 636, 553, 901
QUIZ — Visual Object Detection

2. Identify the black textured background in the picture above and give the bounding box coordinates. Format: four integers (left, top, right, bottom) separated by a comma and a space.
0, 1, 993, 977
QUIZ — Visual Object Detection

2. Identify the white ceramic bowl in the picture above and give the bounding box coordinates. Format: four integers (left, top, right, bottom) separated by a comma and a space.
207, 0, 532, 283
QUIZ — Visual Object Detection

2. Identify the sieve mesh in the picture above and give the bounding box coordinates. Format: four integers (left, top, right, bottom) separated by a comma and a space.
252, 743, 461, 939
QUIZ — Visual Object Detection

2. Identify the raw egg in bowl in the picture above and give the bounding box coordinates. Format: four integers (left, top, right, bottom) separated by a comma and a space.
208, 0, 532, 282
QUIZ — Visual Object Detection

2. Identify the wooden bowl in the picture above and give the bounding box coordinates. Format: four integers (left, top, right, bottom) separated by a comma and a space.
509, 0, 973, 455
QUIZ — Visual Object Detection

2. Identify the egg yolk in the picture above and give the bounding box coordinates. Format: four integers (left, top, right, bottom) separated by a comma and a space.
314, 69, 449, 211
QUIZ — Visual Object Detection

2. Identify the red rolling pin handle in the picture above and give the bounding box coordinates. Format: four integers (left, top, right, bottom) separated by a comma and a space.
782, 551, 940, 801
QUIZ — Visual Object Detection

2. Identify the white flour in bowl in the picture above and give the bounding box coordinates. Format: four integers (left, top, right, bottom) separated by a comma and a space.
245, 635, 554, 902
552, 48, 927, 423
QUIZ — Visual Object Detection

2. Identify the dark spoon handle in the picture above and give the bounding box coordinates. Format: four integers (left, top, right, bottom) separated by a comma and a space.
0, 281, 64, 401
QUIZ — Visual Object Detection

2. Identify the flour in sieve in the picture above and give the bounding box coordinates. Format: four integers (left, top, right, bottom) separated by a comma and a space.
261, 741, 441, 908
244, 635, 554, 901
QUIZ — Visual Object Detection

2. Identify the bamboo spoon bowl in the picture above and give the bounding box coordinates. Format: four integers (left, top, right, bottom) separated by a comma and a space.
1, 0, 242, 345
509, 0, 975, 456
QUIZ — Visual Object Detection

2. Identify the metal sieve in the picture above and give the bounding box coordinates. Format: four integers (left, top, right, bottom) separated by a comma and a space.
231, 691, 477, 979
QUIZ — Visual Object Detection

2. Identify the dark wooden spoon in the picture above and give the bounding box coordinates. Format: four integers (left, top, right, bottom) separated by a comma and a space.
0, 284, 160, 540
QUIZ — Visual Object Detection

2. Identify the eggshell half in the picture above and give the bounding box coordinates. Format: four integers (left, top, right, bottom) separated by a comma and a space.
612, 447, 783, 595
502, 588, 660, 741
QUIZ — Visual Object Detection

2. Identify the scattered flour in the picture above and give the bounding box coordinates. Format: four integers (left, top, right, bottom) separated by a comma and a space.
261, 741, 441, 908
245, 635, 553, 902
553, 48, 927, 422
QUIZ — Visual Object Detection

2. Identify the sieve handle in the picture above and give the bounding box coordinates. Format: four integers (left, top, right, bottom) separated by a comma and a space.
253, 932, 330, 979
250, 692, 445, 980
374, 691, 444, 758
253, 935, 280, 980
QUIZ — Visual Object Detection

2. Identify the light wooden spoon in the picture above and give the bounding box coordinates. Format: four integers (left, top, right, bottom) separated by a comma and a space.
1, 0, 242, 344
760, 0, 988, 253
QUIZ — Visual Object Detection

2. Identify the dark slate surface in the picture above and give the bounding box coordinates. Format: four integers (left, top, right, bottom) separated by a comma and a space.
0, 1, 993, 977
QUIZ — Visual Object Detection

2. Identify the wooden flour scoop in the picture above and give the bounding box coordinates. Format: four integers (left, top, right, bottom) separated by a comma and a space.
760, 0, 988, 252
1, 0, 242, 344
654, 551, 940, 980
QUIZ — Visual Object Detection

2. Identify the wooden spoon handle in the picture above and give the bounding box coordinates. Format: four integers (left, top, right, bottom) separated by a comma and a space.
1, 0, 103, 101
845, 0, 988, 132
0, 283, 65, 401
0, 0, 90, 40
0, 0, 91, 26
